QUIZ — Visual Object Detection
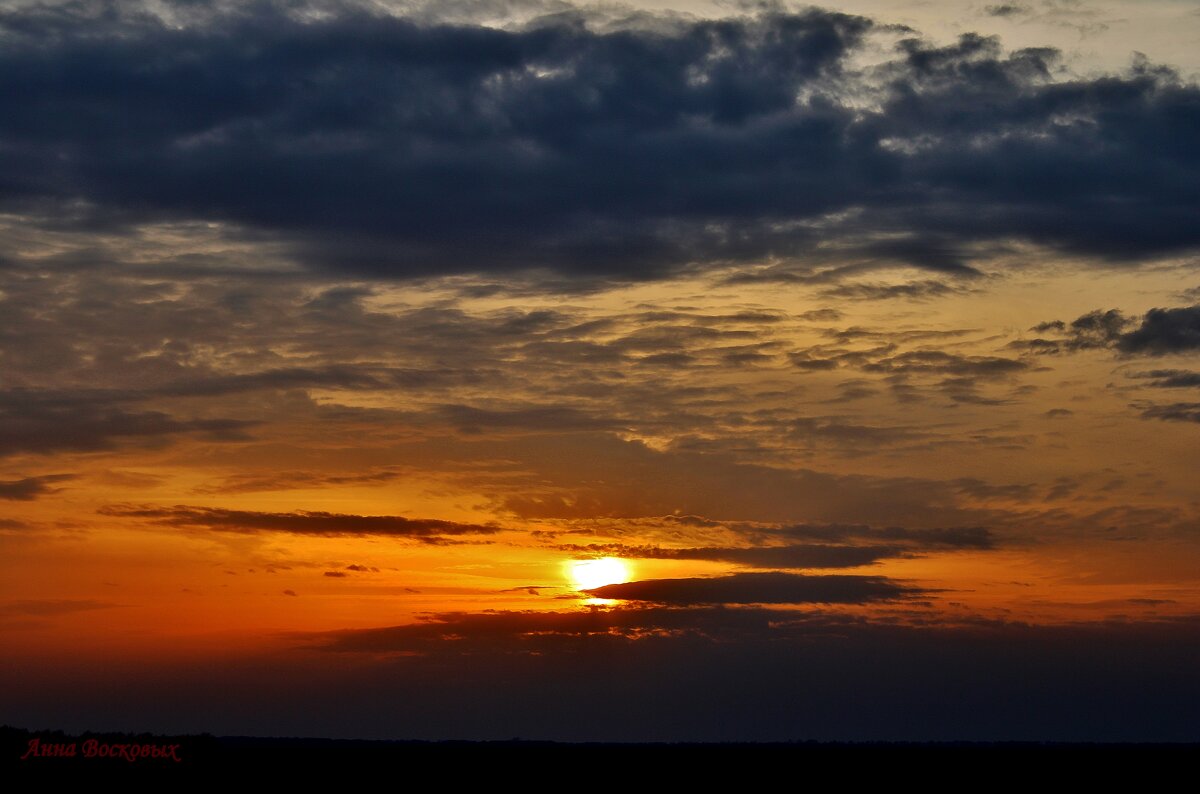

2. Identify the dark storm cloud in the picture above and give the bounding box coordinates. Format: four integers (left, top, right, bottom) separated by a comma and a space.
0, 473, 75, 500
98, 504, 502, 541
0, 2, 1197, 280
557, 542, 906, 568
585, 571, 920, 604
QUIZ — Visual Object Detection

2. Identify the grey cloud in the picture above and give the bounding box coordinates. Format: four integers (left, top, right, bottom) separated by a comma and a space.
437, 404, 620, 434
788, 417, 933, 446
862, 351, 1027, 377
818, 280, 969, 301
1007, 338, 1063, 355
98, 504, 503, 541
156, 365, 486, 397
489, 432, 991, 525
307, 605, 810, 654
789, 351, 840, 371
193, 468, 407, 495
985, 4, 1030, 17
1129, 369, 1200, 388
0, 2, 1195, 281
798, 309, 842, 321
584, 572, 921, 604
1118, 307, 1200, 355
1137, 402, 1200, 423
1033, 306, 1200, 356
775, 523, 995, 549
558, 542, 908, 569
1070, 310, 1133, 349
0, 473, 75, 500
0, 390, 258, 457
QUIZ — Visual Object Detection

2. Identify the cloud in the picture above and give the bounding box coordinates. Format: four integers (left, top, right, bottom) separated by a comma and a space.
775, 523, 996, 549
0, 473, 74, 500
306, 605, 799, 654
1031, 306, 1200, 356
483, 431, 1017, 527
437, 404, 620, 434
14, 607, 1200, 742
97, 504, 503, 541
0, 390, 258, 457
1118, 307, 1200, 354
1130, 370, 1200, 388
306, 605, 879, 655
985, 3, 1030, 17
193, 469, 407, 495
1067, 310, 1134, 349
788, 351, 840, 371
154, 365, 483, 397
862, 351, 1027, 377
818, 280, 970, 301
1137, 402, 1200, 423
584, 572, 921, 604
558, 541, 912, 569
0, 2, 1196, 281
788, 417, 933, 447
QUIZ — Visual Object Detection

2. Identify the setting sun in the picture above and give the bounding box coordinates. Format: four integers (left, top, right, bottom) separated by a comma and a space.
4, 0, 1200, 749
567, 558, 631, 591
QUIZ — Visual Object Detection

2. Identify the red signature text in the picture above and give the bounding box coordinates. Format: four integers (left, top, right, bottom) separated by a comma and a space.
20, 737, 182, 763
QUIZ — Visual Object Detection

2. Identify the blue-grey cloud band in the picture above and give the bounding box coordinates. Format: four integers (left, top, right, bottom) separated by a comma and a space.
0, 1, 1196, 280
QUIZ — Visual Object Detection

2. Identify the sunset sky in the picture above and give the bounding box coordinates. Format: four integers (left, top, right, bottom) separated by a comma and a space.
2, 0, 1199, 742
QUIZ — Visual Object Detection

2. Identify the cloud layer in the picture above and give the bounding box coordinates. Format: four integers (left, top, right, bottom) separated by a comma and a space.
584, 572, 921, 604
0, 1, 1197, 280
99, 504, 501, 542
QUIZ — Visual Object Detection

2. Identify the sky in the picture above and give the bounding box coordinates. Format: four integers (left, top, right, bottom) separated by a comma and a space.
1, 0, 1199, 742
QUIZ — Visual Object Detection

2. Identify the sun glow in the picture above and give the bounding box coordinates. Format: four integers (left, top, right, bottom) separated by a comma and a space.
567, 557, 631, 591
